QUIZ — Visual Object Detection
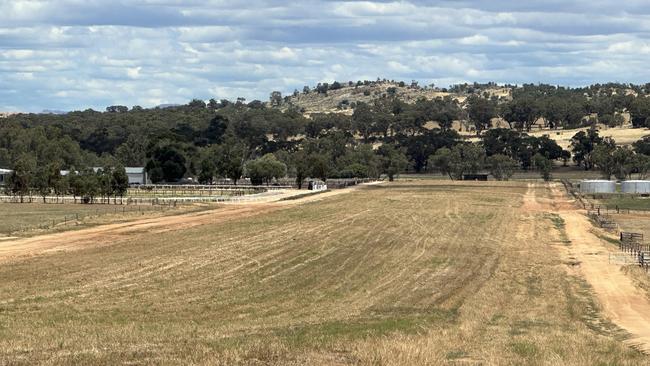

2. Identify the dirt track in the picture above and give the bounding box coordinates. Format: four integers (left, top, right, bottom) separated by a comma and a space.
0, 185, 367, 263
526, 182, 650, 352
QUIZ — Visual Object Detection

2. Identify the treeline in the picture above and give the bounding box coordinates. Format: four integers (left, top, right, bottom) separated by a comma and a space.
1, 82, 650, 188
429, 129, 650, 181
4, 160, 129, 203
465, 84, 650, 134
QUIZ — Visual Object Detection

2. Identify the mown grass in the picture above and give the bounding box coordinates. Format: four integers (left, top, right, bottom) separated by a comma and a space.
0, 181, 646, 365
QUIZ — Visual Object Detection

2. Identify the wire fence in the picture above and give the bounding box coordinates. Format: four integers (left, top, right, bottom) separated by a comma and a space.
1, 202, 179, 236
561, 180, 650, 216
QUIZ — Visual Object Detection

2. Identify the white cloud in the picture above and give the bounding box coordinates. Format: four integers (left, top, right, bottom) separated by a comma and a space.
2, 1, 650, 111
459, 34, 490, 45
127, 67, 142, 79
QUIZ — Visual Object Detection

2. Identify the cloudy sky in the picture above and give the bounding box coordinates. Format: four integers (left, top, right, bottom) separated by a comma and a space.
2, 0, 650, 112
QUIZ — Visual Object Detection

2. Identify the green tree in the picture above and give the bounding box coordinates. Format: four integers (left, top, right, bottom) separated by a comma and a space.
290, 150, 310, 189
215, 138, 248, 184
146, 145, 187, 183
352, 102, 375, 143
533, 153, 553, 181
54, 175, 69, 203
449, 144, 486, 179
198, 157, 216, 184
32, 165, 51, 203
428, 147, 454, 179
378, 144, 409, 181
629, 96, 650, 128
466, 95, 496, 135
570, 129, 608, 170
245, 154, 287, 185
633, 136, 650, 156
112, 165, 129, 202
501, 96, 541, 131
486, 154, 518, 181
9, 155, 36, 203
592, 144, 617, 179
635, 154, 650, 179
307, 153, 331, 182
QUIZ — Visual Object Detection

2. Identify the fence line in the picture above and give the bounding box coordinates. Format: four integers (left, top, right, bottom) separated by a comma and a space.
3, 203, 179, 235
561, 180, 648, 216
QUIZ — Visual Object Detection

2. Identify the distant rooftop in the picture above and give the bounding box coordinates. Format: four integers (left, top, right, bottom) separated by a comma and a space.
125, 167, 145, 174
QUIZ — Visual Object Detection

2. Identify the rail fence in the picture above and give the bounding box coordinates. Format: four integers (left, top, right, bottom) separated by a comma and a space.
617, 232, 650, 271
587, 210, 619, 231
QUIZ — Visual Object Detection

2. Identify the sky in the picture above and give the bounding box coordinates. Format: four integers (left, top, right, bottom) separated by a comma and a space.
3, 1, 650, 112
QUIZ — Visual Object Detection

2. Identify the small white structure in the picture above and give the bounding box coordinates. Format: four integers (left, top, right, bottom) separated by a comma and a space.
126, 167, 148, 185
0, 168, 12, 186
580, 180, 616, 194
308, 180, 327, 191
621, 180, 650, 194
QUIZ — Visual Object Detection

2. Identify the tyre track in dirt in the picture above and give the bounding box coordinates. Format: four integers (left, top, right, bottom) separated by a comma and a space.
526, 182, 650, 352
0, 184, 379, 264
0, 204, 282, 263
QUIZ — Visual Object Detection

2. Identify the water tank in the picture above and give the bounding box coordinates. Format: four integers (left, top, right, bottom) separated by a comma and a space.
580, 180, 616, 194
621, 180, 650, 194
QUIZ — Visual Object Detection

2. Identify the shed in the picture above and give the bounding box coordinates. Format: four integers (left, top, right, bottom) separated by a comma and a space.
579, 180, 616, 194
462, 174, 489, 181
0, 168, 12, 186
126, 167, 149, 185
621, 180, 650, 194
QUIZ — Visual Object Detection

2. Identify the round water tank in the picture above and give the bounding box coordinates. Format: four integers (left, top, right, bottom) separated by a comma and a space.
621, 180, 650, 194
580, 180, 616, 194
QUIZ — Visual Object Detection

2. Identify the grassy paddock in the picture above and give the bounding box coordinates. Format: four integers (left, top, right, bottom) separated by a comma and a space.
599, 196, 650, 211
0, 202, 194, 236
0, 181, 645, 364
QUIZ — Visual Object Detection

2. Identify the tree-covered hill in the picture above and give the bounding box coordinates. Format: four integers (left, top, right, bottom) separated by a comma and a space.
1, 81, 649, 193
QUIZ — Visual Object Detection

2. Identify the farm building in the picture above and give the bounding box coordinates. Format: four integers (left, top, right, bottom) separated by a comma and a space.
580, 180, 616, 194
0, 168, 12, 186
126, 167, 149, 185
60, 167, 148, 185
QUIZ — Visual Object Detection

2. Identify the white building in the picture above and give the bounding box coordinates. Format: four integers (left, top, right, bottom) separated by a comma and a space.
126, 167, 149, 185
0, 168, 12, 186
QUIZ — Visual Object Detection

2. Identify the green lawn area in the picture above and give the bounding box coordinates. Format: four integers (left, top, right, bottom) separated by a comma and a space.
599, 196, 650, 211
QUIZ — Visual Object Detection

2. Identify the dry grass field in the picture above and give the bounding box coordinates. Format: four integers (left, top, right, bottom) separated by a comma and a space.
0, 202, 201, 237
0, 182, 647, 365
529, 126, 650, 150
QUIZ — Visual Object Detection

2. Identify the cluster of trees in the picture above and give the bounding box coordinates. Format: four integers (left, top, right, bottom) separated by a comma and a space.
2, 82, 650, 189
463, 84, 650, 135
572, 130, 650, 179
428, 130, 563, 182
4, 160, 128, 203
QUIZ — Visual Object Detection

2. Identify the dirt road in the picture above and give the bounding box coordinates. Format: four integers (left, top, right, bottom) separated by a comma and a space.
0, 184, 373, 263
527, 183, 650, 352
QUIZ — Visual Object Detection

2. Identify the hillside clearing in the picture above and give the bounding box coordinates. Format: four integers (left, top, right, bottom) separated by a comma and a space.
0, 181, 647, 364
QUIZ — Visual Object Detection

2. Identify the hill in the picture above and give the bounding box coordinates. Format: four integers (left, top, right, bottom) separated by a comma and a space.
280, 80, 510, 115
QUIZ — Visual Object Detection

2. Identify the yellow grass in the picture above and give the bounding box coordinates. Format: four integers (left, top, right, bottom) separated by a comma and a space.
0, 181, 645, 364
529, 126, 650, 150
0, 202, 200, 237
